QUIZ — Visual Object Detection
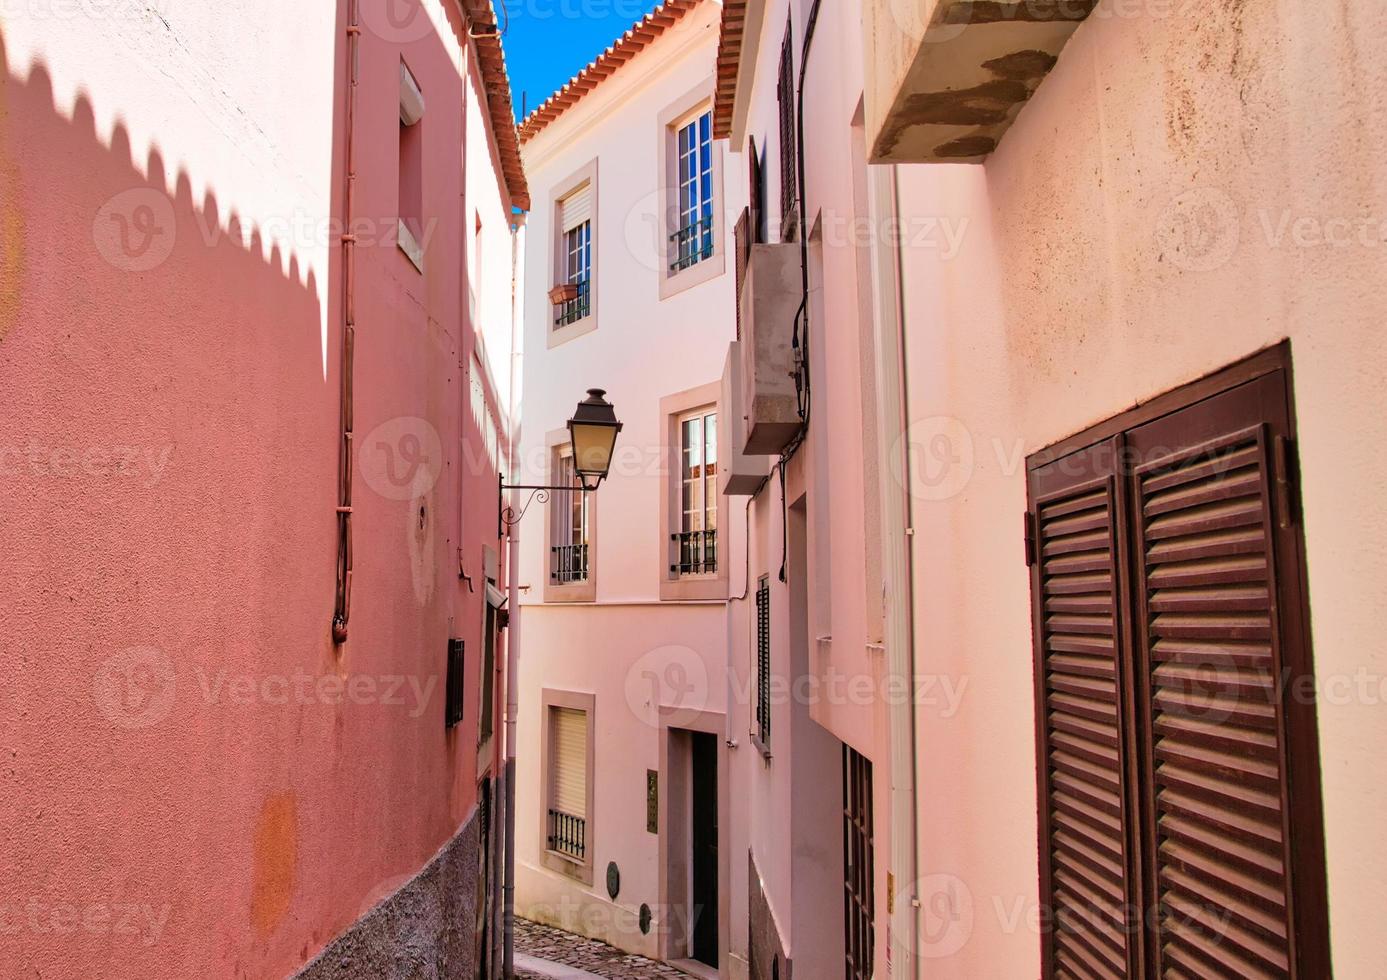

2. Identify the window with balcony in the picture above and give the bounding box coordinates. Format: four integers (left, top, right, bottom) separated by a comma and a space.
541, 689, 595, 884
556, 215, 591, 327
658, 88, 724, 301
548, 161, 598, 346
672, 408, 717, 577
671, 110, 714, 273
550, 449, 589, 585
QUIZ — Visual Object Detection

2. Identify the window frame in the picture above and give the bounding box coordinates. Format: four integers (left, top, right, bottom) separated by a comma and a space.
673, 407, 718, 578
549, 445, 591, 587
659, 382, 728, 601
540, 689, 596, 885
543, 427, 596, 603
547, 159, 599, 348
658, 84, 726, 302
671, 110, 715, 274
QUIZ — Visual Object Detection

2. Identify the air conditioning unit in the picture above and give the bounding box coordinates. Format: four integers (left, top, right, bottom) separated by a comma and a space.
738, 243, 803, 455
719, 342, 771, 496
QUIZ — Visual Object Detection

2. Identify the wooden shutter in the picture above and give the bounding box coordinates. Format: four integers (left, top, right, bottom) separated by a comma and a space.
1029, 439, 1140, 979
1126, 370, 1326, 978
560, 183, 592, 232
551, 707, 588, 818
776, 20, 797, 235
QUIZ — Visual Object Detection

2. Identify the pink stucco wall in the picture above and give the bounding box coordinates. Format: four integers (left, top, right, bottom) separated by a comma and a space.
894, 1, 1387, 976
0, 1, 516, 975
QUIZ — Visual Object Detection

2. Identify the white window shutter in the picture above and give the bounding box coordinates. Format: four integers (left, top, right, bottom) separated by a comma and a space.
551, 707, 587, 817
560, 183, 592, 232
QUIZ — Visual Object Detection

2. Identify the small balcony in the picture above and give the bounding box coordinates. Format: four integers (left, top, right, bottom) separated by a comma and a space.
547, 808, 586, 861
550, 544, 589, 584
862, 0, 1095, 163
553, 280, 591, 327
669, 215, 715, 273
671, 529, 717, 577
719, 340, 770, 496
738, 241, 803, 455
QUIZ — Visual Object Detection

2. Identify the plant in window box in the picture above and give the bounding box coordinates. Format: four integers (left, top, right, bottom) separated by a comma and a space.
549, 282, 579, 305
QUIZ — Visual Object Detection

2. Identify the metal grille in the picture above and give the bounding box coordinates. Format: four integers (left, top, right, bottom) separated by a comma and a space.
551, 544, 589, 583
843, 747, 874, 980
755, 576, 770, 746
554, 279, 590, 327
670, 216, 716, 272
670, 530, 717, 576
547, 808, 586, 861
445, 638, 464, 729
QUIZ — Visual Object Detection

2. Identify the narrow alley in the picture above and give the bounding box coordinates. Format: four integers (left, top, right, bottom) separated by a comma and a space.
2, 1, 1384, 979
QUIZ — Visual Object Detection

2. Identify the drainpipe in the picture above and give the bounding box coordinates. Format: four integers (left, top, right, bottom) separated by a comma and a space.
331, 0, 362, 645
868, 163, 921, 979
502, 212, 526, 979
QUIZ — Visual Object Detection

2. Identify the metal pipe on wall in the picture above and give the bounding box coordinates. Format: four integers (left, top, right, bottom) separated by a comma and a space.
868, 162, 921, 979
331, 0, 361, 646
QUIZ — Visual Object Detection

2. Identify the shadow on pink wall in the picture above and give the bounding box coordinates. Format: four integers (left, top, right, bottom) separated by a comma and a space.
0, 25, 342, 979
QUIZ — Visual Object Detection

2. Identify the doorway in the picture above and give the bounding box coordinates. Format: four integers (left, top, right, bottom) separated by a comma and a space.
690, 731, 719, 968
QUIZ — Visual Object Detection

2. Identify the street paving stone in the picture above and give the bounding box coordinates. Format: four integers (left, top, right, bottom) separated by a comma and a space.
514, 917, 689, 979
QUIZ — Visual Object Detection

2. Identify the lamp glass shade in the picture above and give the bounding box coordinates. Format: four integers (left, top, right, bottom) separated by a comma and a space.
567, 388, 622, 485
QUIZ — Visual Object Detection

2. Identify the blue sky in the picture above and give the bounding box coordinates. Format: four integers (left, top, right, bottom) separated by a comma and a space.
500, 0, 662, 119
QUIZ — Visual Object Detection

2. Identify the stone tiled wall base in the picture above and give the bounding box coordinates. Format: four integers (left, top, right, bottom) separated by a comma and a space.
295, 809, 482, 980
748, 851, 790, 980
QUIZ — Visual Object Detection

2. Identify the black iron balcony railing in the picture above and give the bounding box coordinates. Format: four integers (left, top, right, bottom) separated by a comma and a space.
554, 280, 591, 327
669, 215, 715, 272
671, 529, 717, 577
551, 543, 589, 584
547, 808, 586, 861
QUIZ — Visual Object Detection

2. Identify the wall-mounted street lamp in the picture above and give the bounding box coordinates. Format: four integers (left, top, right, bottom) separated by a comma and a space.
500, 388, 623, 534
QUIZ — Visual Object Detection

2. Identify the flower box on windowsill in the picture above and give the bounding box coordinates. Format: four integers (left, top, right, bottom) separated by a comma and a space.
549, 283, 579, 305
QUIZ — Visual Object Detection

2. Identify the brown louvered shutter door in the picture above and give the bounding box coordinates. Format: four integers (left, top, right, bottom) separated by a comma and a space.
1125, 369, 1327, 979
1029, 439, 1141, 979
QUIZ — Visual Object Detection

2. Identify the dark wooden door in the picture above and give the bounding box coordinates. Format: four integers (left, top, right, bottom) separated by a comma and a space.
690, 731, 719, 967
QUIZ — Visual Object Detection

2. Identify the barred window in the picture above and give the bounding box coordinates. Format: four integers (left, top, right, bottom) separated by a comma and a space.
755, 575, 770, 748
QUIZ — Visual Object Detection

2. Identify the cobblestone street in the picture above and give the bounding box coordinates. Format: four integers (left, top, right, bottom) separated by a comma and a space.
515, 918, 689, 979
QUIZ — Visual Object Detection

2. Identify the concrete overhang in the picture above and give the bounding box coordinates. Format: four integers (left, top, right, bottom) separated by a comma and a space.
863, 0, 1096, 163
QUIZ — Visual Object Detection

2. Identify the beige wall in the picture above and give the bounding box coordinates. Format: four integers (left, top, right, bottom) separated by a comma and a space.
896, 1, 1387, 975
